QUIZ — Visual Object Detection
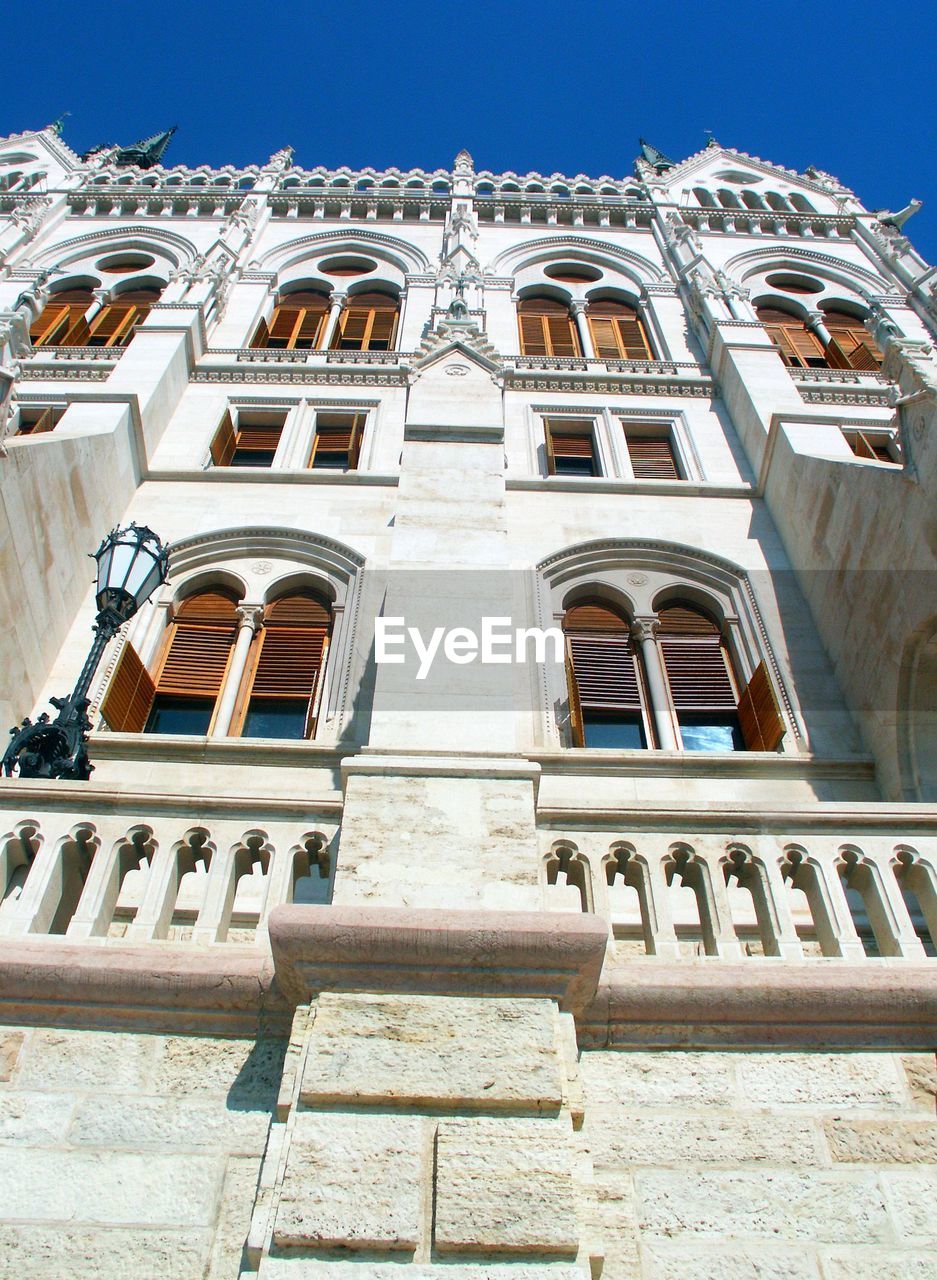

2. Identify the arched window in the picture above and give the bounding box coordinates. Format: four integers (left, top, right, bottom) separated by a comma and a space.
29, 289, 95, 346
331, 291, 399, 351
252, 289, 330, 349
755, 305, 882, 372
822, 309, 882, 372
586, 299, 653, 360
238, 591, 332, 739
754, 306, 827, 369
86, 287, 162, 347
517, 295, 582, 357
657, 601, 743, 751
563, 600, 650, 748
102, 587, 239, 736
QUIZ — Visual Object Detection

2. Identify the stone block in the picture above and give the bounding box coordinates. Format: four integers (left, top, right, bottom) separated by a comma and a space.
637, 1169, 890, 1243
0, 1149, 222, 1226
902, 1053, 937, 1112
300, 993, 562, 1110
821, 1250, 937, 1279
434, 1116, 579, 1255
825, 1117, 937, 1164
642, 1243, 821, 1279
0, 1225, 211, 1280
207, 1156, 261, 1280
273, 1111, 421, 1250
588, 1173, 640, 1280
737, 1052, 905, 1108
0, 1029, 25, 1081
0, 1092, 74, 1145
259, 1264, 585, 1279
579, 1050, 734, 1107
69, 1094, 271, 1154
585, 1108, 823, 1167
17, 1028, 156, 1092
881, 1169, 937, 1242
155, 1035, 286, 1103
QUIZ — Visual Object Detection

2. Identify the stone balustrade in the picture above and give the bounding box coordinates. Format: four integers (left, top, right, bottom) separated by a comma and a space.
0, 805, 337, 946
541, 830, 937, 963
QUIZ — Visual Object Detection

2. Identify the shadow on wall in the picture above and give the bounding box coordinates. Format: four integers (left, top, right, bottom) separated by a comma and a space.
898, 617, 937, 801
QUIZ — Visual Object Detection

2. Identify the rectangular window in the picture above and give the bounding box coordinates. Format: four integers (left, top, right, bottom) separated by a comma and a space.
308, 412, 364, 470
210, 409, 287, 468
14, 405, 64, 437
842, 429, 901, 465
623, 427, 682, 479
544, 418, 599, 477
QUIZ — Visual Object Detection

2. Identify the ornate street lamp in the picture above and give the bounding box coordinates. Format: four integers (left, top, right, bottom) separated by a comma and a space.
2, 523, 169, 781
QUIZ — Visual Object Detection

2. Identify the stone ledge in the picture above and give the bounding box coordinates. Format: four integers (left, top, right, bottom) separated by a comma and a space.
268, 905, 608, 1011
579, 964, 937, 1050
0, 940, 291, 1036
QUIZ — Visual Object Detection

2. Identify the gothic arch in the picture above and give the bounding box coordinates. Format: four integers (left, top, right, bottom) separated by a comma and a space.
257, 229, 430, 279
724, 245, 892, 302
29, 225, 199, 276
488, 235, 665, 285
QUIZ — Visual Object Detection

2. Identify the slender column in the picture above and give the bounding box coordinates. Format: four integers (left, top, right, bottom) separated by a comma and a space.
632, 617, 679, 750
213, 604, 263, 738
65, 818, 133, 940
811, 848, 868, 960
0, 819, 70, 937
701, 857, 745, 959
124, 842, 183, 941
857, 841, 927, 959
805, 309, 832, 348
569, 300, 594, 358
639, 842, 681, 960
318, 291, 346, 350
191, 842, 238, 944
754, 844, 804, 960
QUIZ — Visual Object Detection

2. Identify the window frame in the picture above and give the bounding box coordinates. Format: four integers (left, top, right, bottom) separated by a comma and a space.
543, 416, 602, 478
209, 406, 290, 469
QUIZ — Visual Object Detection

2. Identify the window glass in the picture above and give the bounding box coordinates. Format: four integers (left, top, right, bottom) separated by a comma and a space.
678, 715, 744, 752
583, 713, 646, 749
241, 698, 309, 740
144, 696, 214, 736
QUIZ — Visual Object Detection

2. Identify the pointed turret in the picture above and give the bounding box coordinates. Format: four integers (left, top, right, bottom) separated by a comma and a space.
638, 138, 675, 173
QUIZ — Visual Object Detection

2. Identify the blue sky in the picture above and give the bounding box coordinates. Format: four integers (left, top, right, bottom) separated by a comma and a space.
5, 0, 936, 260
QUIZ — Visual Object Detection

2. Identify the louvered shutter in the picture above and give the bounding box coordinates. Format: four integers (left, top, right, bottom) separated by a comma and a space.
519, 313, 548, 356
100, 640, 156, 732
236, 422, 283, 453
250, 316, 270, 348
366, 307, 397, 350
564, 637, 585, 747
658, 605, 737, 712
294, 308, 325, 348
19, 407, 57, 436
736, 660, 785, 752
550, 431, 594, 457
88, 304, 137, 347
627, 434, 679, 479
29, 302, 70, 346
247, 593, 331, 738
266, 306, 302, 346
589, 317, 622, 359
827, 328, 881, 372
545, 314, 580, 357
334, 309, 369, 349
564, 603, 642, 716
347, 415, 363, 469
210, 410, 237, 466
155, 590, 238, 700
61, 315, 91, 347
615, 315, 653, 360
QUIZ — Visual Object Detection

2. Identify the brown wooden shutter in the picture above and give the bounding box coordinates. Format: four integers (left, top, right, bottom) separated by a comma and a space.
589, 317, 622, 359
18, 407, 57, 436
235, 422, 283, 452
736, 660, 785, 751
210, 410, 237, 466
545, 314, 580, 357
658, 605, 737, 711
564, 636, 585, 747
250, 316, 270, 348
367, 307, 397, 350
550, 431, 594, 457
29, 302, 70, 345
247, 593, 331, 738
334, 309, 369, 348
348, 415, 363, 469
154, 590, 238, 698
267, 306, 301, 346
615, 315, 653, 360
88, 304, 137, 347
627, 434, 679, 479
61, 315, 91, 347
519, 313, 548, 356
567, 634, 642, 709
100, 640, 156, 732
295, 308, 325, 347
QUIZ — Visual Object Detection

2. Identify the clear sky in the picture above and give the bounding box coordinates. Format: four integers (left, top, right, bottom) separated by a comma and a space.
5, 0, 936, 260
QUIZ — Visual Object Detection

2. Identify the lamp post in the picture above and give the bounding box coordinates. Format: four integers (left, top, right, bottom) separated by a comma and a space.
2, 523, 169, 781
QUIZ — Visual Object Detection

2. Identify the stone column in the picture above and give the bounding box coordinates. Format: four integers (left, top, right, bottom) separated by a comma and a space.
805, 309, 832, 349
569, 299, 594, 358
212, 604, 263, 737
318, 291, 346, 350
632, 616, 679, 750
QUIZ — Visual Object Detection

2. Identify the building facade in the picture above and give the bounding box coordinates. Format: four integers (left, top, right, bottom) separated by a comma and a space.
0, 126, 935, 1278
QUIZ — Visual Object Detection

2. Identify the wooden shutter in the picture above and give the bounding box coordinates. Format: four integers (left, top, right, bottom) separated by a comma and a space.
62, 315, 91, 346
614, 314, 652, 360
235, 421, 283, 453
564, 602, 642, 713
826, 329, 881, 372
246, 593, 331, 737
155, 590, 238, 698
736, 660, 785, 751
519, 313, 548, 356
295, 308, 325, 347
589, 317, 623, 359
100, 640, 156, 732
564, 637, 585, 747
587, 301, 652, 360
550, 431, 594, 457
366, 307, 397, 350
756, 308, 826, 368
334, 309, 369, 348
210, 410, 237, 466
88, 304, 138, 347
627, 433, 679, 479
18, 407, 57, 436
250, 316, 270, 348
658, 604, 737, 711
30, 291, 93, 346
29, 302, 71, 346
266, 306, 302, 346
545, 314, 580, 357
